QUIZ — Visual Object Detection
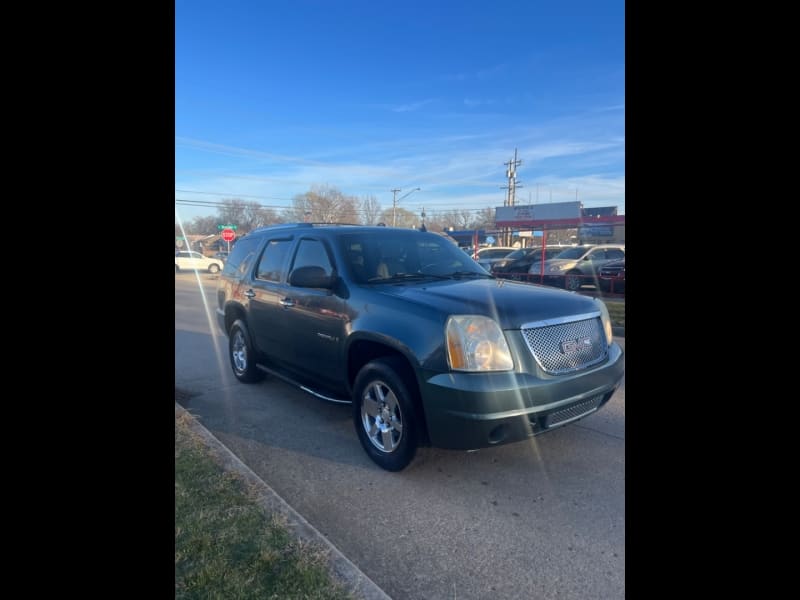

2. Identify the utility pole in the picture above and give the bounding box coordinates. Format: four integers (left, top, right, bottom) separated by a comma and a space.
500, 148, 523, 246
390, 188, 421, 227
391, 189, 400, 227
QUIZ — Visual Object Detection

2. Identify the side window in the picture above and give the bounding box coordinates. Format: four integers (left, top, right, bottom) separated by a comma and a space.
256, 239, 292, 282
291, 239, 333, 276
344, 241, 367, 282
222, 235, 261, 278
606, 249, 624, 260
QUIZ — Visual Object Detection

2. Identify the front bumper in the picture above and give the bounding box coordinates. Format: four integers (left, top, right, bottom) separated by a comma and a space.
418, 342, 624, 450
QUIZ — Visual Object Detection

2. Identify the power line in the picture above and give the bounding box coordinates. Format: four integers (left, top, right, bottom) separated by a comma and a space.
175, 189, 294, 202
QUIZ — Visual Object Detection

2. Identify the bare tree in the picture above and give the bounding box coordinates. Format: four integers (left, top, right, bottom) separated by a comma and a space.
217, 199, 249, 230
244, 203, 282, 230
185, 215, 218, 235
469, 207, 496, 230
216, 198, 283, 232
440, 209, 474, 230
360, 195, 381, 225
378, 207, 418, 228
282, 185, 360, 223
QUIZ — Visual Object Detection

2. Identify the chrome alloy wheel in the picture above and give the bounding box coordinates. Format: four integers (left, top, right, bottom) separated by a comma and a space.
231, 329, 247, 373
360, 380, 403, 453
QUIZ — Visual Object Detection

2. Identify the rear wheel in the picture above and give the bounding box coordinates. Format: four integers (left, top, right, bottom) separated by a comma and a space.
353, 357, 418, 471
208, 263, 220, 274
229, 319, 265, 383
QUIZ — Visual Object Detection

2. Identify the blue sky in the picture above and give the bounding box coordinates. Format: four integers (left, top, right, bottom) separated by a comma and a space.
175, 0, 624, 223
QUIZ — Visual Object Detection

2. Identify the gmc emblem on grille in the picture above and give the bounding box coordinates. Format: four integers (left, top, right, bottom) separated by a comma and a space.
560, 336, 592, 354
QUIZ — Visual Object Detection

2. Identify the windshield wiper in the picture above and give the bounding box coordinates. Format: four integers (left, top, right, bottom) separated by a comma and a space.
367, 272, 450, 283
442, 271, 493, 279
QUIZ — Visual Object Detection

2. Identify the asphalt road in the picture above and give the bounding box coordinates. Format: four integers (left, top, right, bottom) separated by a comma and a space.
175, 271, 625, 600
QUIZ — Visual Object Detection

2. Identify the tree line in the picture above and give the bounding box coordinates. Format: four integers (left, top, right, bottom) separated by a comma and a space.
176, 185, 496, 236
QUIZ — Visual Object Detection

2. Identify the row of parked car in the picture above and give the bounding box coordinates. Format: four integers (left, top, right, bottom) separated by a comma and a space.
178, 243, 625, 294
475, 244, 625, 294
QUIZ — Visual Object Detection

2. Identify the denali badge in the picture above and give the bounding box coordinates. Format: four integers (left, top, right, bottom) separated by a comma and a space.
560, 336, 592, 354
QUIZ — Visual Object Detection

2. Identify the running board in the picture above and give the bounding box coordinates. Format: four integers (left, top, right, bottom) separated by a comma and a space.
256, 363, 352, 404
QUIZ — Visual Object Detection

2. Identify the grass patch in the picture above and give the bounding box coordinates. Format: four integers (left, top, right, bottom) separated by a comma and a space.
175, 412, 353, 600
605, 300, 625, 328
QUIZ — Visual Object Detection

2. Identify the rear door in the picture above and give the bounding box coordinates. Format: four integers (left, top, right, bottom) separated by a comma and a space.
247, 236, 295, 363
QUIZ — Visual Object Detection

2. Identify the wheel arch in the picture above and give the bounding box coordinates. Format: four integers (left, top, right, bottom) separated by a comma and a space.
223, 302, 248, 335
346, 336, 430, 445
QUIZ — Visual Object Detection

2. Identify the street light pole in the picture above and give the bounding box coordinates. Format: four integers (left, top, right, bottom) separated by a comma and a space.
391, 187, 421, 227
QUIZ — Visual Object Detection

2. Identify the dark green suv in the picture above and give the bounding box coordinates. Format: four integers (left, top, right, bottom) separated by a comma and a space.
216, 223, 624, 471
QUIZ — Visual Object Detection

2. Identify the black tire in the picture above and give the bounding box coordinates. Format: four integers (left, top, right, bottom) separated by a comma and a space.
352, 357, 419, 471
229, 319, 265, 383
208, 263, 220, 274
175, 264, 179, 273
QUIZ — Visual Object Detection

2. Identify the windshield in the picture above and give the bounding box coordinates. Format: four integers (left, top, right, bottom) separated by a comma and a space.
339, 230, 489, 284
553, 246, 592, 260
504, 248, 527, 260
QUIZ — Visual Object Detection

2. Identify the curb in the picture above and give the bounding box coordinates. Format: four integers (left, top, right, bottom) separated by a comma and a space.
176, 403, 392, 600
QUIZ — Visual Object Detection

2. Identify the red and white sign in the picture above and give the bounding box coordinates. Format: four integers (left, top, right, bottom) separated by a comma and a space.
221, 228, 235, 242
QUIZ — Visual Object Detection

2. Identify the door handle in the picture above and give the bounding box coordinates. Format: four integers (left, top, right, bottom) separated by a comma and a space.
244, 289, 255, 298
279, 298, 295, 308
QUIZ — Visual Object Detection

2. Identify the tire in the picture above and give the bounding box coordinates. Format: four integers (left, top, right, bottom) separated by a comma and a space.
352, 357, 419, 471
208, 263, 220, 274
229, 319, 265, 383
565, 271, 583, 291
175, 264, 179, 273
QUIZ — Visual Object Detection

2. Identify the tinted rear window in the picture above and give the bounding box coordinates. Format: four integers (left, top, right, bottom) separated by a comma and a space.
222, 236, 261, 278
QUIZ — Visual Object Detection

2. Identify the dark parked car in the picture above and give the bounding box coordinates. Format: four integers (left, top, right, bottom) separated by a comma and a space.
216, 223, 624, 471
491, 246, 563, 279
597, 258, 625, 294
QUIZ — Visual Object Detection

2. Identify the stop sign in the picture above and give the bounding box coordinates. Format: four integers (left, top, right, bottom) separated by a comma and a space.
221, 228, 235, 242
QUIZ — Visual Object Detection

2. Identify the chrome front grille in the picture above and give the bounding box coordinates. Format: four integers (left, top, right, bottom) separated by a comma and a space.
521, 314, 608, 374
544, 394, 604, 428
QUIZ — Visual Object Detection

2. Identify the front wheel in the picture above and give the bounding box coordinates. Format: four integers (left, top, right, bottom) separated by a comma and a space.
229, 320, 265, 383
564, 271, 583, 291
208, 263, 220, 274
353, 357, 419, 471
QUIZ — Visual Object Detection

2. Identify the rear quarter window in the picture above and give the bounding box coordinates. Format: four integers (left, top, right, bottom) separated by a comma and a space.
222, 236, 261, 278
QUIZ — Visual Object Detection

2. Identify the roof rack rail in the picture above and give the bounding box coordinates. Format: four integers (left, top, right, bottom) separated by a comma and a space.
247, 222, 364, 235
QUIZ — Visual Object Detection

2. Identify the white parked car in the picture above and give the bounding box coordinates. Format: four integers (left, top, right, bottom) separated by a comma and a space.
474, 246, 517, 270
175, 251, 224, 274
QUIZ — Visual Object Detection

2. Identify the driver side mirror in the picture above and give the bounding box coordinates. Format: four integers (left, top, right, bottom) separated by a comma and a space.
289, 266, 334, 289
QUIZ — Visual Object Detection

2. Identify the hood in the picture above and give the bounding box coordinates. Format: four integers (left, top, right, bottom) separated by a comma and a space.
530, 258, 578, 272
373, 278, 601, 329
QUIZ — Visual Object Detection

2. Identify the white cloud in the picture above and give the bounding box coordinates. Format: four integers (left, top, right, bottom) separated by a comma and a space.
175, 107, 625, 219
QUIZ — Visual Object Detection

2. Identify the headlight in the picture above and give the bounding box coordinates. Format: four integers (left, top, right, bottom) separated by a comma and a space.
549, 264, 565, 272
595, 298, 614, 344
446, 315, 513, 372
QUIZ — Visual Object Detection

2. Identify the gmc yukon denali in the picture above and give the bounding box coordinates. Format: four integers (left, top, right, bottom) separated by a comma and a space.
216, 223, 624, 471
